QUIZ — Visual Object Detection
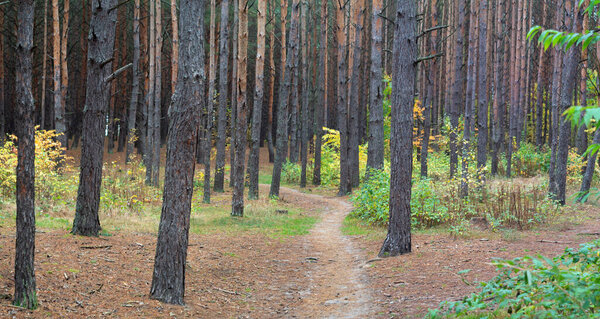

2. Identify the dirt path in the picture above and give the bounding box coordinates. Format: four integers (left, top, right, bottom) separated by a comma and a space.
273, 186, 375, 318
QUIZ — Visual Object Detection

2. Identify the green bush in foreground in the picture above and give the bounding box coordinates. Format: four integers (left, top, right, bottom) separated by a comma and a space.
427, 241, 600, 319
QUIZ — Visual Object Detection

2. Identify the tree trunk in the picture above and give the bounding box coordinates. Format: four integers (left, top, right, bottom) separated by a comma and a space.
551, 1, 580, 205
491, 0, 506, 176
248, 0, 267, 199
52, 0, 67, 149
72, 0, 118, 237
266, 0, 277, 163
126, 0, 141, 163
40, 0, 48, 131
300, 0, 310, 188
476, 0, 488, 184
230, 0, 239, 188
313, 0, 328, 186
367, 0, 384, 175
152, 0, 163, 186
14, 0, 37, 309
379, 0, 416, 258
204, 0, 218, 203
336, 0, 351, 195
577, 129, 600, 203
145, 0, 156, 185
150, 0, 204, 305
214, 0, 230, 192
449, 0, 467, 178
348, 0, 364, 188
171, 0, 178, 94
232, 0, 248, 216
270, 0, 300, 198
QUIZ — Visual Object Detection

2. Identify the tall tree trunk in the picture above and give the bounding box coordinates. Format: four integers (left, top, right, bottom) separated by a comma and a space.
72, 0, 118, 237
14, 0, 37, 309
300, 0, 310, 188
152, 0, 163, 186
145, 0, 156, 185
214, 0, 230, 192
266, 0, 277, 163
204, 0, 218, 203
40, 0, 48, 131
230, 0, 240, 188
348, 0, 364, 188
52, 0, 66, 149
232, 0, 249, 216
313, 0, 328, 186
248, 0, 267, 199
548, 1, 564, 197
476, 0, 488, 184
150, 0, 204, 305
379, 0, 416, 258
171, 0, 178, 94
450, 0, 467, 178
551, 1, 580, 205
367, 0, 384, 174
336, 0, 351, 195
270, 0, 300, 198
491, 0, 506, 176
126, 0, 141, 163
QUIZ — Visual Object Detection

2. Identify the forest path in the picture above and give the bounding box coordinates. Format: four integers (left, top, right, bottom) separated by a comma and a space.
265, 185, 375, 318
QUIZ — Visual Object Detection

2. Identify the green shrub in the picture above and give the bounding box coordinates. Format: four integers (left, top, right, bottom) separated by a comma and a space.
512, 143, 551, 177
428, 241, 600, 318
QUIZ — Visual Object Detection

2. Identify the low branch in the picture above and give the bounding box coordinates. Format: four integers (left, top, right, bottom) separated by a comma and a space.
104, 63, 133, 83
415, 52, 444, 64
418, 25, 450, 38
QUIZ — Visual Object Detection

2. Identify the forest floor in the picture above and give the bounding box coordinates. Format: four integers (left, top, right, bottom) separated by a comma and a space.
1, 148, 600, 318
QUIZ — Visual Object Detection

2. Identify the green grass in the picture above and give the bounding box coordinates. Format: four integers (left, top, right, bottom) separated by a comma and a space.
342, 216, 387, 240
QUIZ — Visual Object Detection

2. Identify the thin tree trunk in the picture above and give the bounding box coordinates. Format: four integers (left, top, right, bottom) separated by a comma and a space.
127, 0, 141, 163
72, 0, 118, 236
52, 0, 66, 149
214, 0, 230, 192
367, 0, 384, 174
248, 0, 267, 199
313, 0, 328, 186
204, 0, 218, 203
230, 0, 239, 188
14, 0, 37, 309
476, 0, 488, 184
491, 0, 505, 176
379, 0, 416, 258
171, 0, 178, 94
270, 0, 300, 198
336, 0, 351, 195
152, 0, 163, 186
266, 0, 277, 163
300, 0, 310, 188
348, 0, 364, 188
577, 129, 600, 203
450, 0, 467, 178
232, 0, 249, 216
145, 0, 156, 185
40, 0, 48, 131
150, 0, 204, 305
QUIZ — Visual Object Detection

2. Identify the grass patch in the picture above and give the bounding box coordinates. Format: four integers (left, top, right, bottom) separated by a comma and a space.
342, 215, 387, 240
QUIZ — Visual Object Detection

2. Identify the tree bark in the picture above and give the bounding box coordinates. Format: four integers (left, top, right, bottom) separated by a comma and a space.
145, 0, 156, 185
230, 0, 239, 188
150, 0, 204, 304
270, 0, 300, 198
152, 0, 163, 186
491, 0, 506, 176
52, 0, 67, 149
171, 0, 179, 94
577, 129, 600, 203
300, 0, 311, 188
449, 0, 467, 178
214, 0, 230, 192
266, 0, 277, 163
14, 0, 37, 309
367, 0, 384, 175
232, 0, 248, 216
336, 0, 351, 195
72, 0, 118, 237
248, 0, 267, 199
348, 0, 364, 188
379, 0, 416, 258
476, 0, 488, 184
126, 0, 141, 163
204, 0, 218, 203
313, 0, 328, 186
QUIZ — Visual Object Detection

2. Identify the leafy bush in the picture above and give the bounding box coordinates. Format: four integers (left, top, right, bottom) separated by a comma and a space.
428, 241, 600, 318
282, 160, 302, 184
512, 143, 551, 177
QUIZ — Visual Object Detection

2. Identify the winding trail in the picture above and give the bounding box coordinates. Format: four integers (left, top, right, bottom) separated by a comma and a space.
272, 186, 375, 318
